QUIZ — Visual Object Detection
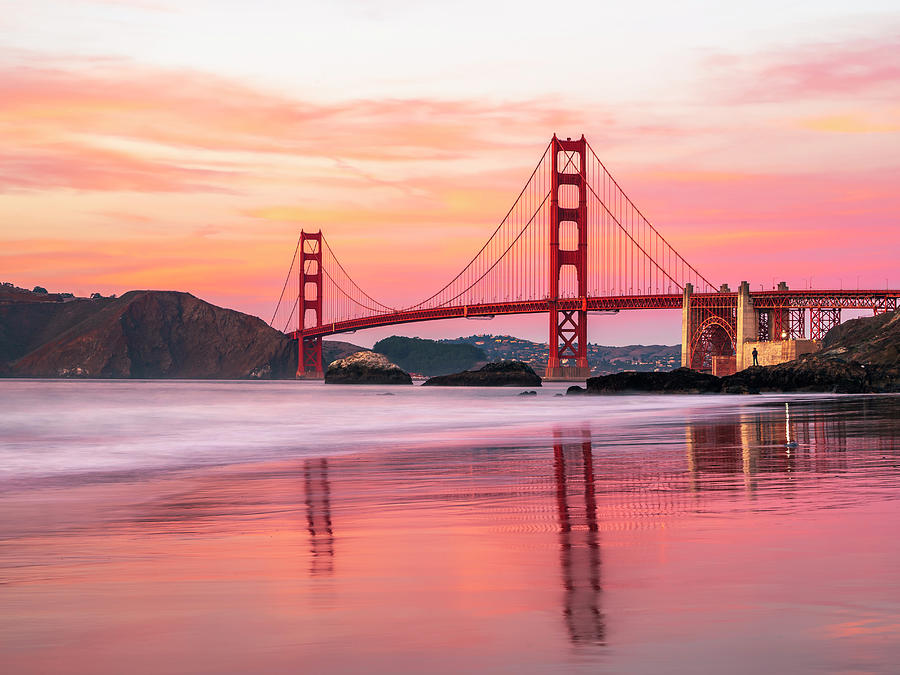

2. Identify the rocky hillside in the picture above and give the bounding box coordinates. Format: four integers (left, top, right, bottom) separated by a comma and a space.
820, 311, 900, 368
1, 286, 371, 379
2, 291, 298, 378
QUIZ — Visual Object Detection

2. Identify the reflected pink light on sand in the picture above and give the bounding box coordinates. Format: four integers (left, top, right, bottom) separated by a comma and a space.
1, 394, 899, 673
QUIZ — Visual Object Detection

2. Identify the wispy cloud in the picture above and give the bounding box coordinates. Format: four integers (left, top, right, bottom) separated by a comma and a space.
0, 54, 580, 156
703, 31, 900, 103
0, 145, 236, 193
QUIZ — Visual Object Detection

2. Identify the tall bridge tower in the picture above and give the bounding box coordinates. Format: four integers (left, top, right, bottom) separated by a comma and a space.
298, 230, 324, 379
546, 135, 590, 380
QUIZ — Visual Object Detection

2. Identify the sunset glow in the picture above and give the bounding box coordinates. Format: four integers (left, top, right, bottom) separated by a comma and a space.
2, 0, 898, 344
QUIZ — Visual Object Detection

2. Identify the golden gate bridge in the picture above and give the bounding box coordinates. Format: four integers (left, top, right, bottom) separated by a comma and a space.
270, 135, 898, 379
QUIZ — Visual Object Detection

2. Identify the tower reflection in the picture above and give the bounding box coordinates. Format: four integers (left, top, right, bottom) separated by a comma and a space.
553, 429, 605, 645
304, 458, 334, 576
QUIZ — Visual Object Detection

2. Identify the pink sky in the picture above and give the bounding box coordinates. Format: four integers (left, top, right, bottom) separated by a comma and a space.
2, 1, 898, 345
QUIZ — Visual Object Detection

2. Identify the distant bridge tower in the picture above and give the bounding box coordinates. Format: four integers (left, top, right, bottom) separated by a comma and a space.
546, 135, 591, 381
298, 230, 324, 378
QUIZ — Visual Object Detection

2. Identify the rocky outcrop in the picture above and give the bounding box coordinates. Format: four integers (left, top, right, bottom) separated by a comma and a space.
3, 291, 298, 378
580, 368, 721, 394
719, 359, 872, 394
324, 351, 412, 384
422, 360, 541, 387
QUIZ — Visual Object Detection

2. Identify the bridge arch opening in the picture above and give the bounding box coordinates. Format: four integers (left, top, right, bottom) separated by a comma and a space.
689, 317, 735, 372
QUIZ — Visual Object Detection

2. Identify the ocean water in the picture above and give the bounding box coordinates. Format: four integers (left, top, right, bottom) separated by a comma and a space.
1, 381, 899, 673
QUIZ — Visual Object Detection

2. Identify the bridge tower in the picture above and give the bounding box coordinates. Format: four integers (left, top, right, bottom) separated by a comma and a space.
546, 135, 591, 381
298, 230, 324, 378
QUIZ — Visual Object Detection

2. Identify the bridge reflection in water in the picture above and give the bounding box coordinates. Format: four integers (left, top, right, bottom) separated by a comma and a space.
290, 398, 898, 654
553, 428, 605, 645
546, 399, 896, 645
304, 458, 334, 576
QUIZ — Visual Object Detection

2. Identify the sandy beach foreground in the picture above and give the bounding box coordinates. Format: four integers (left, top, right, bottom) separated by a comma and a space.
2, 383, 899, 674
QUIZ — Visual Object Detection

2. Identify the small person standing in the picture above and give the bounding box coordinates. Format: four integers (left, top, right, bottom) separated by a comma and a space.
752, 347, 759, 366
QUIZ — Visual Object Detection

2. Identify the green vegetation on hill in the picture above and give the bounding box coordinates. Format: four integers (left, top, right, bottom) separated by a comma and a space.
372, 336, 485, 376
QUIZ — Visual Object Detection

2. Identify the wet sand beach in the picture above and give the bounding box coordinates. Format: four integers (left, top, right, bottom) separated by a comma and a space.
1, 383, 899, 673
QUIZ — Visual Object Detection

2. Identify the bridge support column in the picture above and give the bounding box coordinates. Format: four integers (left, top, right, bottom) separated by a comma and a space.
299, 336, 323, 379
297, 230, 325, 379
681, 283, 693, 367
546, 134, 591, 381
769, 281, 791, 342
810, 307, 841, 341
735, 281, 757, 371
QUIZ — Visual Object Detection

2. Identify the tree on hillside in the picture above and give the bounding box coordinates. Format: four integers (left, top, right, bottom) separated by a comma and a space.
373, 336, 486, 376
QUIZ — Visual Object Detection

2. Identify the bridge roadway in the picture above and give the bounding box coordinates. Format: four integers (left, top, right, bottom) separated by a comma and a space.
292, 289, 900, 340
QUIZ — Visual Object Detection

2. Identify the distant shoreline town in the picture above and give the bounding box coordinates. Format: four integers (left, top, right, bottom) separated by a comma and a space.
442, 335, 679, 377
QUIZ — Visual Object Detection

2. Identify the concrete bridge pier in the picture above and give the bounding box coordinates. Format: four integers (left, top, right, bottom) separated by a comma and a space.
680, 283, 693, 368
734, 281, 757, 371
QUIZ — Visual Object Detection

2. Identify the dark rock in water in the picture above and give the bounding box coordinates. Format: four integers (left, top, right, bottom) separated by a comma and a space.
566, 385, 587, 396
422, 360, 541, 387
584, 368, 720, 394
4, 290, 297, 378
518, 390, 537, 396
325, 351, 412, 385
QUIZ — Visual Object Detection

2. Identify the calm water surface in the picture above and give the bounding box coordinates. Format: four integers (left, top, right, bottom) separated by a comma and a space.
1, 381, 899, 674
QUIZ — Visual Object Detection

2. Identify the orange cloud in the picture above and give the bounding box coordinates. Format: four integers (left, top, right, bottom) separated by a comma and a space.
798, 112, 900, 134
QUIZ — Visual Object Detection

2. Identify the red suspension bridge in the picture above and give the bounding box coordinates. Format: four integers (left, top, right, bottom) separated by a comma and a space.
270, 135, 898, 379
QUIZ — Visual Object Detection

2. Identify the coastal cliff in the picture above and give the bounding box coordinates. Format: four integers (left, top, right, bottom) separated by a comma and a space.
2, 290, 298, 378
